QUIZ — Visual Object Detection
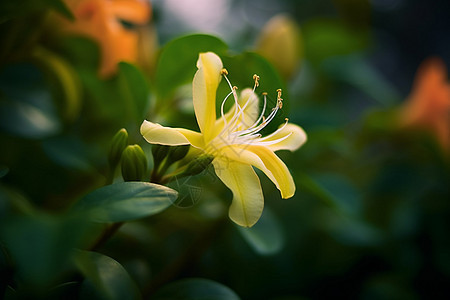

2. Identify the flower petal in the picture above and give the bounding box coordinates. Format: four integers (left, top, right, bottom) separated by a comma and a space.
213, 159, 264, 227
221, 146, 295, 199
140, 120, 204, 148
193, 52, 223, 141
265, 123, 307, 152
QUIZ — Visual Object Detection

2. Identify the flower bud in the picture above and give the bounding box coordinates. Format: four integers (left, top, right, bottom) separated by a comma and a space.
151, 144, 170, 167
180, 155, 214, 177
121, 144, 148, 181
255, 15, 303, 79
167, 145, 190, 164
108, 128, 128, 168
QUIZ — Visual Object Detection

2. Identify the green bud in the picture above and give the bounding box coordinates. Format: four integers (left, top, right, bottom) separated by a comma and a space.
121, 145, 148, 181
181, 155, 214, 176
108, 128, 128, 168
167, 145, 190, 164
255, 14, 303, 79
151, 144, 170, 169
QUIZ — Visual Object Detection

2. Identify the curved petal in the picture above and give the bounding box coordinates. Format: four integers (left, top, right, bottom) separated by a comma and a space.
193, 52, 223, 141
213, 159, 264, 227
221, 145, 295, 199
264, 123, 307, 152
140, 120, 204, 148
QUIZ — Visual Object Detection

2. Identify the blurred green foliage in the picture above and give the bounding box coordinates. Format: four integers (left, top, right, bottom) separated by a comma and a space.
1, 0, 450, 299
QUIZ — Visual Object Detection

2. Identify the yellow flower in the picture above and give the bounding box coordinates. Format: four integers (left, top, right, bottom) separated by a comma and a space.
141, 52, 307, 227
61, 0, 151, 77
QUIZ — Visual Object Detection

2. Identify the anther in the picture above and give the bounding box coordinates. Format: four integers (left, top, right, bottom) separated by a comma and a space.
262, 92, 268, 96
277, 89, 282, 99
253, 74, 260, 87
221, 68, 229, 75
233, 86, 238, 90
277, 98, 283, 109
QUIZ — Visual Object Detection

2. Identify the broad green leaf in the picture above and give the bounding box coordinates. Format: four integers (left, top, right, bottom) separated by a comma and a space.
74, 250, 141, 300
59, 37, 100, 71
117, 62, 150, 123
154, 34, 228, 100
41, 136, 95, 172
236, 208, 284, 255
0, 185, 35, 219
0, 165, 9, 178
152, 278, 240, 300
0, 63, 61, 139
298, 172, 361, 216
0, 0, 73, 23
322, 55, 401, 107
320, 211, 383, 247
311, 173, 362, 216
32, 47, 82, 122
72, 182, 178, 223
0, 213, 91, 288
302, 18, 368, 65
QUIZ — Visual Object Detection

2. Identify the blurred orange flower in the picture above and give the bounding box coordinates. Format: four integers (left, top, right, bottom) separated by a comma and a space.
399, 58, 450, 151
62, 0, 151, 77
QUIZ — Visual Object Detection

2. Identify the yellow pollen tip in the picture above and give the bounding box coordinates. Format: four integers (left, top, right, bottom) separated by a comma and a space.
221, 68, 228, 75
253, 74, 260, 87
262, 92, 268, 96
233, 86, 238, 90
277, 89, 282, 98
285, 118, 289, 121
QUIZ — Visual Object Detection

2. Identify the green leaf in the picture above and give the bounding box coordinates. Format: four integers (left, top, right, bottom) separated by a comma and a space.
152, 278, 240, 300
117, 62, 150, 122
320, 211, 383, 247
74, 250, 141, 300
31, 47, 82, 122
59, 37, 100, 71
302, 18, 368, 66
0, 63, 61, 139
0, 0, 73, 23
322, 55, 401, 107
41, 136, 95, 172
311, 173, 362, 216
236, 208, 284, 255
72, 182, 178, 223
154, 34, 228, 100
298, 172, 361, 216
0, 213, 91, 288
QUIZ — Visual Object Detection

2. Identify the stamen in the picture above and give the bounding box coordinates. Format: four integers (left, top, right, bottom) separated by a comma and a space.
221, 71, 239, 108
220, 90, 235, 125
277, 89, 283, 109
253, 74, 260, 87
258, 118, 289, 141
212, 72, 290, 149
